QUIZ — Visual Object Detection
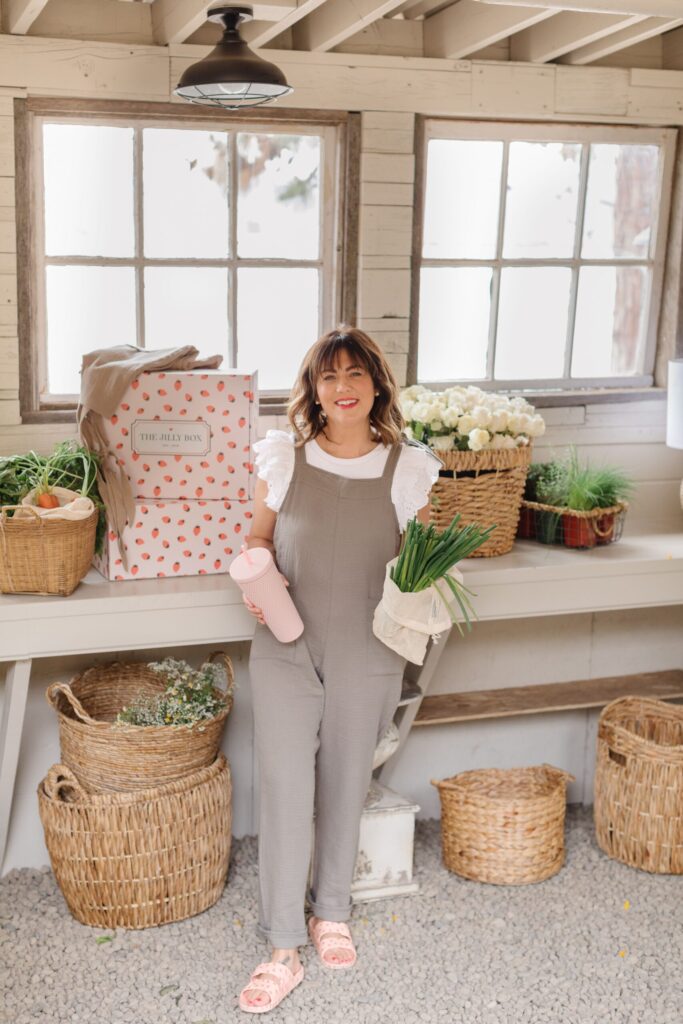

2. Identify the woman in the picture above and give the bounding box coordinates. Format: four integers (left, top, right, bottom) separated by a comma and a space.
239, 326, 441, 1013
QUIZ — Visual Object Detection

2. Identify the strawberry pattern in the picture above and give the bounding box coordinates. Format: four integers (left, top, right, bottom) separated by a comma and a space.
93, 498, 254, 581
101, 369, 257, 502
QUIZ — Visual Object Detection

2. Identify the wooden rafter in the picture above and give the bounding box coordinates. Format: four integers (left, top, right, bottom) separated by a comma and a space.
6, 0, 50, 34
475, 0, 683, 16
560, 15, 683, 63
240, 0, 330, 47
511, 11, 646, 62
423, 0, 556, 60
151, 0, 208, 44
291, 0, 409, 53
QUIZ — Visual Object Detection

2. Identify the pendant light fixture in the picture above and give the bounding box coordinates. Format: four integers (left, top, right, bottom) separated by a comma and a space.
174, 4, 293, 110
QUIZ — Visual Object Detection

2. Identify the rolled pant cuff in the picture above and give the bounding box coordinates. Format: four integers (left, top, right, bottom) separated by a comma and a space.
307, 900, 351, 923
255, 921, 309, 948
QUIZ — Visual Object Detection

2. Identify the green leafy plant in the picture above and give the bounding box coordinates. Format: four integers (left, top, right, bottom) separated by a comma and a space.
526, 447, 634, 511
115, 657, 233, 728
391, 513, 496, 636
0, 441, 107, 554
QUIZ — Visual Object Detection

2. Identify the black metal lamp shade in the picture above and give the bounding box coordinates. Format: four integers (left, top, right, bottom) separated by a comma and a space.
174, 5, 293, 110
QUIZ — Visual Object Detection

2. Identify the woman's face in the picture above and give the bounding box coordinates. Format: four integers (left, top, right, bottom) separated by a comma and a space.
315, 349, 376, 429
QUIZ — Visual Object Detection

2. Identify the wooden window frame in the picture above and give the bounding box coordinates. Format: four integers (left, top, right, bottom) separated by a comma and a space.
15, 97, 360, 424
409, 115, 677, 404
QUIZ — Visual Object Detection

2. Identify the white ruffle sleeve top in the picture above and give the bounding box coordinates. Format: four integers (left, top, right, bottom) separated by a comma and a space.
252, 429, 442, 533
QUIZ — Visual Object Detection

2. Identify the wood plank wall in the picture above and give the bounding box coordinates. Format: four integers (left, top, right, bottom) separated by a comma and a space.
0, 36, 683, 522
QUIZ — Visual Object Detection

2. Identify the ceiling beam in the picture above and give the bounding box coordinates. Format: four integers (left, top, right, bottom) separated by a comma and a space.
475, 0, 683, 16
291, 0, 408, 52
241, 0, 330, 47
333, 16, 423, 55
559, 15, 683, 63
5, 0, 50, 33
151, 0, 208, 44
511, 11, 645, 62
423, 1, 556, 59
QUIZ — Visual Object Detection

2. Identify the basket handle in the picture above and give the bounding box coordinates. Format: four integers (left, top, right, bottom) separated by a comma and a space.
45, 681, 99, 724
592, 516, 615, 539
541, 763, 575, 784
205, 650, 235, 692
43, 764, 86, 802
0, 504, 43, 522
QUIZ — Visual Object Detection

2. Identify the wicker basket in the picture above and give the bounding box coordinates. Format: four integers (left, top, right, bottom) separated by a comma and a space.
0, 504, 98, 596
431, 764, 574, 885
594, 697, 683, 874
45, 651, 233, 792
429, 447, 533, 557
37, 753, 232, 929
517, 499, 628, 549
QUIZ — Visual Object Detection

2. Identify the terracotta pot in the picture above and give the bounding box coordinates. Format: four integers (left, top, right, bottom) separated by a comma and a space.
562, 514, 596, 549
517, 505, 535, 539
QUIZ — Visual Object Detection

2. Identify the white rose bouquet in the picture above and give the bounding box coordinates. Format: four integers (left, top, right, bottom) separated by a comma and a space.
400, 384, 546, 453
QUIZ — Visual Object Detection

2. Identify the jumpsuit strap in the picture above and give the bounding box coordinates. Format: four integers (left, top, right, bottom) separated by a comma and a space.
380, 440, 402, 482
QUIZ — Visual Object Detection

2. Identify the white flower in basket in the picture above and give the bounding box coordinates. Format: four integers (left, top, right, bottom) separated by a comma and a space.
372, 556, 466, 666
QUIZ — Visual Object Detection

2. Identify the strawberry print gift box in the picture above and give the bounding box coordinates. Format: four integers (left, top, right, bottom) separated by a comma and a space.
101, 369, 257, 502
93, 498, 253, 581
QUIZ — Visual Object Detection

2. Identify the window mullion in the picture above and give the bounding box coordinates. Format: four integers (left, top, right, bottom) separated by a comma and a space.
229, 131, 238, 366
564, 141, 590, 379
134, 124, 145, 350
487, 140, 509, 380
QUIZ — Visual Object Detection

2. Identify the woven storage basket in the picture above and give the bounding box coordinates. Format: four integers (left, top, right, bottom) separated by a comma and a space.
45, 651, 233, 792
37, 753, 232, 929
429, 447, 533, 557
0, 504, 97, 596
594, 697, 683, 874
431, 764, 574, 885
517, 499, 628, 549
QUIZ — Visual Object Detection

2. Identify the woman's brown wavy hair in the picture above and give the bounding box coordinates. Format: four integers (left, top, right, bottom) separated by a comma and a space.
287, 325, 405, 446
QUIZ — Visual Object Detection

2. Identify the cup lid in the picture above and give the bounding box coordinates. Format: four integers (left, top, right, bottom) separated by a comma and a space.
229, 545, 273, 584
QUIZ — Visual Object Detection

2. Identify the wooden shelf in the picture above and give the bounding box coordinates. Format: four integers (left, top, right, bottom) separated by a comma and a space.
414, 669, 683, 726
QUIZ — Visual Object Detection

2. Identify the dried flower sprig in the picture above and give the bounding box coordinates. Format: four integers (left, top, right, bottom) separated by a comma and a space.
115, 656, 233, 728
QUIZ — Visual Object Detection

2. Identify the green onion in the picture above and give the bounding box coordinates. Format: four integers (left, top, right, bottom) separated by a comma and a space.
390, 513, 495, 631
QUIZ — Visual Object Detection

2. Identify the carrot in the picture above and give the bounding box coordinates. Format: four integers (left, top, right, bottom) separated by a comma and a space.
37, 492, 60, 509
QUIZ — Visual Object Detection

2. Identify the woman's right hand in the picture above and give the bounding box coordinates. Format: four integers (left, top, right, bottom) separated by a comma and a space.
243, 573, 289, 625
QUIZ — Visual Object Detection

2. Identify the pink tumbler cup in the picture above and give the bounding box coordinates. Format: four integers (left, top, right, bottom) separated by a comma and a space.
229, 544, 304, 643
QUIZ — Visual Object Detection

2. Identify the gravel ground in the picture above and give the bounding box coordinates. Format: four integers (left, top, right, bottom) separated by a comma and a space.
1, 806, 681, 1024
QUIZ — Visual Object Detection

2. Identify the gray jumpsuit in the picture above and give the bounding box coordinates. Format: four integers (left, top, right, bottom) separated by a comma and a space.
248, 438, 408, 948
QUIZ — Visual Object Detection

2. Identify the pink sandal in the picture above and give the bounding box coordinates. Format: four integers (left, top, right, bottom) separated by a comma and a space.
308, 917, 357, 970
238, 960, 304, 1014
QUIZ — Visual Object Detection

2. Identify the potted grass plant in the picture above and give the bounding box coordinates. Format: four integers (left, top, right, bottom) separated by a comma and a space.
372, 513, 495, 664
521, 448, 634, 549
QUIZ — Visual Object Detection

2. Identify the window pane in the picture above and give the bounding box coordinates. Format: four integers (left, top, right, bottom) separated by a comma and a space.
582, 144, 660, 260
495, 268, 571, 379
237, 134, 321, 259
144, 268, 228, 359
46, 266, 135, 394
237, 268, 318, 389
43, 124, 134, 257
417, 267, 491, 381
572, 266, 648, 377
423, 140, 503, 259
503, 142, 581, 259
143, 128, 229, 258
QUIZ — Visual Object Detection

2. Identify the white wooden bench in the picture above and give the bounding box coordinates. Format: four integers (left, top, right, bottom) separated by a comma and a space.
2, 523, 682, 870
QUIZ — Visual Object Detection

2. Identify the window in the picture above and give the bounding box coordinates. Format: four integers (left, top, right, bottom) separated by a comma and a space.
412, 119, 677, 392
18, 100, 356, 419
